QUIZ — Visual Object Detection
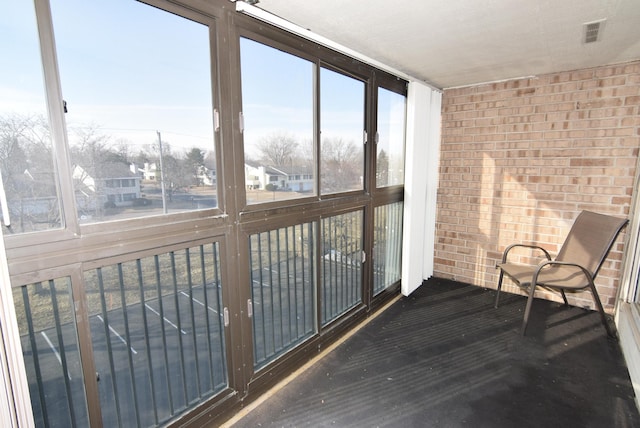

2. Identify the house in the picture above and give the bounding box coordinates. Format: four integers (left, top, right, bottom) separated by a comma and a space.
199, 165, 216, 187
138, 162, 158, 181
277, 164, 314, 192
245, 162, 314, 191
1, 1, 639, 427
72, 162, 142, 208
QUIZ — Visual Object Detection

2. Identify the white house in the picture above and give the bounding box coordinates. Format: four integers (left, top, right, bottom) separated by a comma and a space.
73, 162, 142, 209
244, 162, 314, 191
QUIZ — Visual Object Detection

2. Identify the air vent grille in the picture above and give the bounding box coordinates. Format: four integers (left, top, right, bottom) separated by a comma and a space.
584, 20, 605, 44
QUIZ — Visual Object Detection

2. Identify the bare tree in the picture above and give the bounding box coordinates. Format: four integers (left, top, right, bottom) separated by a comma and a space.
257, 132, 299, 166
115, 138, 134, 164
376, 149, 389, 186
321, 137, 362, 192
0, 114, 59, 232
69, 125, 114, 187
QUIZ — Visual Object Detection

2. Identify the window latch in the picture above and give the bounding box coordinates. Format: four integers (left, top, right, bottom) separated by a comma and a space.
214, 108, 220, 132
223, 307, 230, 327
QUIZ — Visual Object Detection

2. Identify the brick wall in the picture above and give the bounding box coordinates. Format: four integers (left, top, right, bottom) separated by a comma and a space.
437, 61, 640, 312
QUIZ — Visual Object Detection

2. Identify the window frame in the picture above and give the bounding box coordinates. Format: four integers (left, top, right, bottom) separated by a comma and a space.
4, 0, 227, 252
2, 1, 410, 425
374, 84, 408, 190
318, 62, 370, 198
235, 30, 320, 211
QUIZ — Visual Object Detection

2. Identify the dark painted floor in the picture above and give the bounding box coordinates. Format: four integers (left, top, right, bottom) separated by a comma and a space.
229, 278, 640, 427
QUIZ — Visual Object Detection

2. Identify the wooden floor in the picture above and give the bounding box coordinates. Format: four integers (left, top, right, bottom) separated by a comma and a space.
226, 278, 640, 427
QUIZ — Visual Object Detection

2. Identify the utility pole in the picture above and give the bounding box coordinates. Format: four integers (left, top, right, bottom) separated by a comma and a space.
157, 131, 168, 214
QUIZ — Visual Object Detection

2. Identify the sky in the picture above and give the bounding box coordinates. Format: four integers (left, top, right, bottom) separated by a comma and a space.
1, 0, 404, 160
52, 0, 214, 153
0, 2, 48, 117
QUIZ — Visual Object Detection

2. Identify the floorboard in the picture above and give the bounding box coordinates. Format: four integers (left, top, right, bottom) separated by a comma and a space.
227, 278, 640, 427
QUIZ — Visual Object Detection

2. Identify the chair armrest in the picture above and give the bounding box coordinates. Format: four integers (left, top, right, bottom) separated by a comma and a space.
501, 244, 552, 264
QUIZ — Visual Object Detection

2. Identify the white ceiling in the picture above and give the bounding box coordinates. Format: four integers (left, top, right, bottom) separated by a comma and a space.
249, 0, 640, 89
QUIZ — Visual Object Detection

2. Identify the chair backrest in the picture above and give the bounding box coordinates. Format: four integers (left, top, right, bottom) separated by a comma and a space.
555, 211, 628, 278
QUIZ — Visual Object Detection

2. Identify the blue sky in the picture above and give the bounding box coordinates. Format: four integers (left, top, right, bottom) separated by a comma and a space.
240, 38, 366, 157
0, 2, 48, 116
240, 37, 314, 156
2, 0, 214, 153
51, 0, 214, 152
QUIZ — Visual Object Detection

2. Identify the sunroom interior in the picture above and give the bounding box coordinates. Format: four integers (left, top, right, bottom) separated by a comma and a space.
1, 0, 640, 427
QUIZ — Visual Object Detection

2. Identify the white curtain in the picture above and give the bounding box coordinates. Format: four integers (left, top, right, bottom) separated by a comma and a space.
401, 82, 442, 296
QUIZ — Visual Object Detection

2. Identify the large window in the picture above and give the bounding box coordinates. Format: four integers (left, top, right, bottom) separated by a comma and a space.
373, 202, 404, 295
320, 68, 365, 195
321, 210, 363, 324
14, 242, 228, 428
0, 2, 63, 235
85, 243, 227, 427
249, 223, 316, 368
14, 277, 89, 427
50, 0, 218, 223
240, 38, 315, 203
376, 88, 406, 187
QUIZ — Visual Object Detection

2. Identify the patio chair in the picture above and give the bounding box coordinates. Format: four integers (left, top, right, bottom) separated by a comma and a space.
494, 211, 628, 337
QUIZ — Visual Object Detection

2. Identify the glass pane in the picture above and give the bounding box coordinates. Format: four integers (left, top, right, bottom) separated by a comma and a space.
240, 38, 315, 204
249, 223, 316, 368
0, 2, 62, 234
373, 202, 403, 295
321, 211, 363, 324
50, 0, 217, 224
84, 243, 227, 427
376, 88, 406, 187
320, 68, 365, 195
14, 278, 89, 427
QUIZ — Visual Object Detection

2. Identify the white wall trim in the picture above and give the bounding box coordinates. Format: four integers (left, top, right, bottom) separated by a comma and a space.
0, 231, 35, 427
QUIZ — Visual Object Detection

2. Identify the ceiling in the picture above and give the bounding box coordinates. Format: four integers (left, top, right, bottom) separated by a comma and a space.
247, 0, 640, 89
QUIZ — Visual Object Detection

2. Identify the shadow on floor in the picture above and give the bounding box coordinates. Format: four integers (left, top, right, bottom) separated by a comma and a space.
228, 278, 640, 427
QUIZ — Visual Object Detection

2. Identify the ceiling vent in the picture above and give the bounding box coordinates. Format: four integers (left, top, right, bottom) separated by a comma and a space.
583, 19, 606, 44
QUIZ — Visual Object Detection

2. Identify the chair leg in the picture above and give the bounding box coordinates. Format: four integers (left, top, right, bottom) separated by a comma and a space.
560, 289, 568, 306
588, 283, 616, 338
494, 270, 504, 308
521, 285, 537, 335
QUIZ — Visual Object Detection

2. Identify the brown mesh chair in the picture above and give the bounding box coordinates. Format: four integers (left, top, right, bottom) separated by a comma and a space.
494, 211, 628, 337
